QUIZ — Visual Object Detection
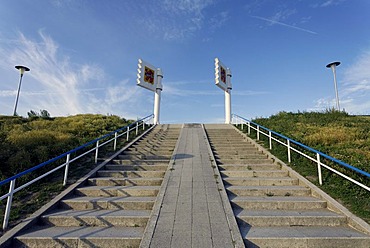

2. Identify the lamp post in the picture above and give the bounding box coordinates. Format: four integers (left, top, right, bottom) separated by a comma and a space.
13, 65, 30, 116
326, 61, 341, 111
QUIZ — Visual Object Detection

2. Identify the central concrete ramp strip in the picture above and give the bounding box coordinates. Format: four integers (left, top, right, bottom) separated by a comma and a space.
145, 124, 238, 247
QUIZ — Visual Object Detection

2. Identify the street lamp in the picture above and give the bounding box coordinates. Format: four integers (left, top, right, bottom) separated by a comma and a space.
326, 61, 341, 111
13, 65, 30, 116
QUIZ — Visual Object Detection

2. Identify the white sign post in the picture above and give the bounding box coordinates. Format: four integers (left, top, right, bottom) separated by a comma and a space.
215, 58, 232, 124
137, 59, 163, 124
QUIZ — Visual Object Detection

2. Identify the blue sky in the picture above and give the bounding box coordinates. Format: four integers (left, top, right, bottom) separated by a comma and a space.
1, 0, 370, 123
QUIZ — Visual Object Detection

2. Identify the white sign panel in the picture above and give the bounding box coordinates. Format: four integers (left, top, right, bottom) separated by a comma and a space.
215, 58, 228, 91
137, 59, 157, 92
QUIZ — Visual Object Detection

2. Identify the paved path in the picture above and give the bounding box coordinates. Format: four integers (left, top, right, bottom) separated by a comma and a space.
149, 124, 235, 248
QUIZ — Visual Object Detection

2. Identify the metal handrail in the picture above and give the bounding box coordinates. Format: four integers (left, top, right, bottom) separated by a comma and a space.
232, 114, 370, 192
0, 114, 154, 230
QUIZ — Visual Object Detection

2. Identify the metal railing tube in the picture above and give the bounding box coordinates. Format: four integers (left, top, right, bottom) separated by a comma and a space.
3, 179, 16, 230
269, 131, 272, 150
63, 154, 71, 186
248, 122, 251, 135
257, 126, 260, 140
136, 122, 139, 135
287, 139, 291, 163
317, 153, 323, 185
95, 140, 99, 164
114, 132, 118, 151
127, 127, 130, 141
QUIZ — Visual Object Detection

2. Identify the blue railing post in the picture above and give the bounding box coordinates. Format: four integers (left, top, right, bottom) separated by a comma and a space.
95, 140, 99, 164
63, 154, 71, 186
3, 179, 16, 230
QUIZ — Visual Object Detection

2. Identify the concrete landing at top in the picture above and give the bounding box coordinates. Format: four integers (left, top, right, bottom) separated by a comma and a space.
148, 124, 235, 247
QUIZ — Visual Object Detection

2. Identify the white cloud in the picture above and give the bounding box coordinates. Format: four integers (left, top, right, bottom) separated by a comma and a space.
0, 31, 143, 118
312, 0, 346, 8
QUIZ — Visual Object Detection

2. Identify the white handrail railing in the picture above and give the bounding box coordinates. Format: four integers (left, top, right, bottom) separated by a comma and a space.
232, 114, 370, 192
0, 114, 154, 230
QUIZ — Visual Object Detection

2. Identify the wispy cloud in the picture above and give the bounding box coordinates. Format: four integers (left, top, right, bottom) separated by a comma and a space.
312, 0, 346, 8
136, 0, 216, 41
0, 31, 143, 118
251, 15, 318, 35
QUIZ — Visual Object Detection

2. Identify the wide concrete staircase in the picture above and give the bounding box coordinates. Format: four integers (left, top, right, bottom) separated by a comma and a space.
204, 124, 370, 248
14, 124, 180, 247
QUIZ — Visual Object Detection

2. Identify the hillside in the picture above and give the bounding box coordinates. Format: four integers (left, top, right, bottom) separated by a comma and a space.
243, 110, 370, 223
0, 114, 131, 181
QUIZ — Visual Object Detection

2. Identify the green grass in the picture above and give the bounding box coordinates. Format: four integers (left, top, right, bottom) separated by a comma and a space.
236, 109, 370, 223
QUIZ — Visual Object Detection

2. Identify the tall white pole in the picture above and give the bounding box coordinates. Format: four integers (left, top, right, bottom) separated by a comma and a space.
326, 61, 341, 111
154, 68, 163, 124
225, 68, 232, 124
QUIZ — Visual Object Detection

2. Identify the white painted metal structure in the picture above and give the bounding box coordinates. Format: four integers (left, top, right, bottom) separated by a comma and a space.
137, 59, 163, 124
215, 58, 232, 124
326, 61, 341, 111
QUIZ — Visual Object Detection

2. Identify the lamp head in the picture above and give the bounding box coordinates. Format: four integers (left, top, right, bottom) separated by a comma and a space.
15, 65, 30, 75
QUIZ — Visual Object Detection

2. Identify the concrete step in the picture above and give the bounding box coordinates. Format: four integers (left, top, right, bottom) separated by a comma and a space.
15, 226, 144, 247
42, 209, 151, 227
104, 164, 167, 171
231, 196, 327, 210
214, 154, 268, 160
221, 170, 288, 178
217, 158, 274, 164
118, 154, 171, 160
226, 185, 311, 197
110, 159, 169, 165
223, 177, 299, 186
236, 209, 347, 227
88, 177, 163, 186
61, 196, 155, 210
97, 170, 165, 178
242, 225, 370, 248
219, 164, 280, 171
42, 210, 151, 227
122, 151, 173, 157
75, 185, 160, 197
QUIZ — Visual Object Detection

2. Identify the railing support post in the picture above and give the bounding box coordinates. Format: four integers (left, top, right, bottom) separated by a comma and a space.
257, 126, 260, 140
248, 122, 251, 135
142, 121, 145, 130
241, 122, 244, 130
136, 122, 139, 135
269, 131, 272, 150
3, 179, 16, 230
317, 153, 323, 185
95, 140, 99, 164
114, 132, 118, 151
63, 154, 71, 186
287, 139, 291, 163
127, 126, 130, 141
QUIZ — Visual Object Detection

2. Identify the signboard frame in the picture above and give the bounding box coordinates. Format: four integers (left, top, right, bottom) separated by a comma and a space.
215, 58, 228, 91
137, 59, 157, 92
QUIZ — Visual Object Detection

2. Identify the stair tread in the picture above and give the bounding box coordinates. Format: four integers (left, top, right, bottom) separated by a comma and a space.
242, 226, 369, 238
63, 196, 156, 202
232, 196, 325, 202
227, 185, 308, 190
16, 226, 145, 238
43, 209, 151, 218
77, 185, 161, 191
236, 209, 344, 217
224, 177, 296, 180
